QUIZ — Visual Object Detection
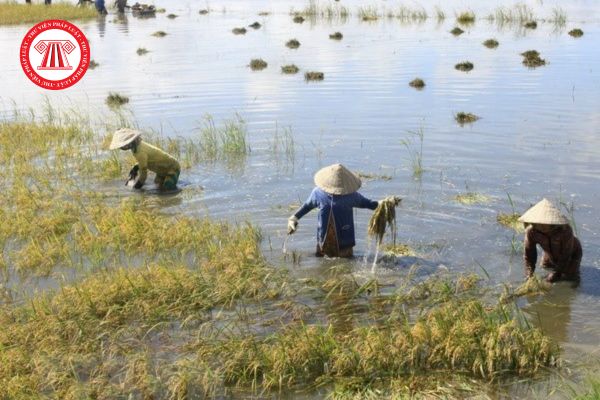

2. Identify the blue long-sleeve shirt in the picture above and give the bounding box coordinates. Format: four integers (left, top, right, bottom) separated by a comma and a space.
294, 187, 378, 249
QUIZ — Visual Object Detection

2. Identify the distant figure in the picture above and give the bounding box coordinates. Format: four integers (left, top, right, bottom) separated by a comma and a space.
115, 0, 127, 13
95, 0, 107, 14
110, 128, 181, 191
288, 164, 379, 258
519, 198, 582, 283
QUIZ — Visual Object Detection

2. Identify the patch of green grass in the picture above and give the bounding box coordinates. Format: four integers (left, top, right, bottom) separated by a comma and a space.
305, 71, 324, 81
497, 213, 523, 231
286, 38, 301, 49
329, 31, 343, 40
455, 61, 474, 72
456, 11, 475, 25
450, 26, 464, 35
569, 28, 583, 38
106, 92, 129, 108
454, 192, 490, 205
483, 38, 499, 48
151, 30, 167, 37
249, 58, 268, 71
409, 78, 425, 89
232, 27, 247, 35
136, 47, 149, 55
455, 112, 480, 125
0, 2, 96, 25
281, 64, 300, 74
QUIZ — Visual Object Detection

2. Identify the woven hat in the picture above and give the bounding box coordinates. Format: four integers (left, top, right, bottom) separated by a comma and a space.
314, 163, 362, 195
518, 198, 569, 225
109, 128, 141, 150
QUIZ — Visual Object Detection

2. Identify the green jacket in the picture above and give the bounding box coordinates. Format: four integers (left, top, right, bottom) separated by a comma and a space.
132, 141, 180, 184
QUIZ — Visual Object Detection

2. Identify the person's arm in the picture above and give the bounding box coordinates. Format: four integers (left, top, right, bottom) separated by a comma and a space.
133, 150, 148, 188
524, 227, 537, 277
355, 192, 379, 210
288, 189, 318, 234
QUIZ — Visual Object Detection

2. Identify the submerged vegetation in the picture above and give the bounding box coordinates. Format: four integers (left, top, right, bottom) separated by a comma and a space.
106, 92, 129, 108
249, 58, 268, 71
455, 112, 480, 125
456, 11, 475, 25
293, 15, 305, 23
136, 47, 149, 55
454, 192, 491, 205
497, 213, 522, 231
483, 38, 499, 48
569, 28, 584, 38
152, 30, 168, 37
409, 78, 425, 89
286, 38, 301, 49
329, 31, 343, 40
89, 59, 100, 69
0, 2, 96, 25
455, 61, 474, 72
305, 71, 325, 81
369, 196, 401, 245
521, 50, 546, 68
281, 64, 300, 74
249, 21, 261, 29
524, 20, 538, 29
450, 26, 465, 36
232, 27, 247, 35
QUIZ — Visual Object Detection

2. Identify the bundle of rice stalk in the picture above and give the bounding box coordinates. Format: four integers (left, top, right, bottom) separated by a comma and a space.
368, 196, 402, 245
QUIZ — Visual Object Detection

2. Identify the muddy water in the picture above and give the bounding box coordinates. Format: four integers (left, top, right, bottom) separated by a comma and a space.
1, 0, 600, 395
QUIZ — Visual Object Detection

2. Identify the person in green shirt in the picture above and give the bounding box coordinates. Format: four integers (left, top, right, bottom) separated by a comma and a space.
110, 128, 181, 191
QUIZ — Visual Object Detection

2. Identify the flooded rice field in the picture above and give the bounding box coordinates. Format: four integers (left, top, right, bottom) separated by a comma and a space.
1, 0, 600, 398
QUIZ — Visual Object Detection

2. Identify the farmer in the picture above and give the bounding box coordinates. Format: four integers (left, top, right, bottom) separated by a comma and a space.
519, 198, 582, 283
95, 0, 107, 14
109, 128, 181, 191
287, 163, 378, 258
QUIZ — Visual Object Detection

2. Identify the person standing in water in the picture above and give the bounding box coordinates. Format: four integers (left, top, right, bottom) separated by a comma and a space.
110, 128, 181, 191
287, 164, 379, 258
518, 198, 582, 283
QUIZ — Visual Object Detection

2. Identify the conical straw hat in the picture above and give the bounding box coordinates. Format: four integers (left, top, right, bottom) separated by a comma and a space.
314, 163, 362, 195
518, 198, 569, 225
109, 128, 141, 150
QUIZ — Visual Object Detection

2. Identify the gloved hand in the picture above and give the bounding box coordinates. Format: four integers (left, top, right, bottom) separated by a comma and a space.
287, 216, 298, 234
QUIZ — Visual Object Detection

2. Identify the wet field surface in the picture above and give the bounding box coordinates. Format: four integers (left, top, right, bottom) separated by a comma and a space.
1, 0, 600, 396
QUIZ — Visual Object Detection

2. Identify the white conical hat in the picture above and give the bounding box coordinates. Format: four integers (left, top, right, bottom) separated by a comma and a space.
109, 128, 141, 150
314, 163, 362, 195
518, 198, 569, 225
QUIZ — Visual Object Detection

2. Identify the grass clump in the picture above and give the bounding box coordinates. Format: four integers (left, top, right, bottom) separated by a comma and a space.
524, 20, 537, 29
106, 92, 129, 108
483, 38, 499, 48
166, 13, 178, 19
382, 243, 413, 257
329, 31, 343, 40
497, 213, 522, 231
0, 2, 96, 25
151, 30, 167, 37
232, 27, 247, 35
358, 6, 379, 21
456, 11, 475, 25
569, 28, 584, 38
249, 58, 268, 71
136, 47, 149, 55
89, 59, 99, 69
199, 8, 209, 14
286, 38, 301, 49
368, 196, 402, 245
304, 71, 324, 81
454, 192, 490, 205
487, 4, 534, 25
450, 26, 464, 35
281, 64, 300, 74
409, 78, 425, 89
455, 61, 474, 72
293, 15, 305, 23
455, 112, 480, 125
249, 21, 261, 29
521, 50, 546, 68
198, 114, 249, 160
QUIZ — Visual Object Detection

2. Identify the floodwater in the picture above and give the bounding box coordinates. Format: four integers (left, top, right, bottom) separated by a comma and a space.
1, 0, 600, 396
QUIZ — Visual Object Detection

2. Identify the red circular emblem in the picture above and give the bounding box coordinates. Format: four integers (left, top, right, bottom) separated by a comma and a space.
20, 20, 90, 90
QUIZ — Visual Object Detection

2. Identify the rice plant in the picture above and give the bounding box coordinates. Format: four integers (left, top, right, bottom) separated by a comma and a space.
358, 6, 379, 21
250, 58, 268, 70
281, 64, 300, 74
106, 92, 129, 107
456, 11, 475, 25
401, 127, 424, 178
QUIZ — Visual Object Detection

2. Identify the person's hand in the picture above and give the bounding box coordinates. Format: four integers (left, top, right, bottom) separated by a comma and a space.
287, 216, 298, 234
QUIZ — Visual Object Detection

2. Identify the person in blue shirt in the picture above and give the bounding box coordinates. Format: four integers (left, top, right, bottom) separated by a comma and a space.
288, 164, 379, 258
